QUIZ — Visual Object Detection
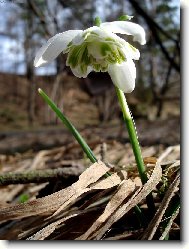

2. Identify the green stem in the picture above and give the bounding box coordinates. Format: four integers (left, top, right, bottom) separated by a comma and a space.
38, 88, 97, 163
115, 87, 147, 183
115, 86, 155, 213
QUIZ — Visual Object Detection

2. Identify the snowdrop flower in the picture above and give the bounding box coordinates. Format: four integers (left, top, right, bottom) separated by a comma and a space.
34, 20, 146, 93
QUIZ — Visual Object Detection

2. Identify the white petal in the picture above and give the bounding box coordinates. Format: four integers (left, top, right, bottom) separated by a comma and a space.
87, 41, 105, 59
84, 26, 116, 40
71, 65, 93, 78
108, 60, 136, 93
72, 32, 85, 45
84, 26, 106, 37
34, 30, 83, 67
100, 21, 146, 45
121, 42, 140, 60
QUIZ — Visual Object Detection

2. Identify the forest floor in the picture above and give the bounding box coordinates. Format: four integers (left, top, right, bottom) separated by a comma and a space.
0, 117, 180, 240
0, 117, 179, 154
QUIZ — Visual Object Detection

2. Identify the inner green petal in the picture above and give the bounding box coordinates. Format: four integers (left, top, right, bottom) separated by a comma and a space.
68, 43, 88, 68
128, 43, 137, 52
67, 28, 128, 75
101, 43, 112, 56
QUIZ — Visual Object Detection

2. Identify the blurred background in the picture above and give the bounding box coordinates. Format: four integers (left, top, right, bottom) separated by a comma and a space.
0, 0, 180, 154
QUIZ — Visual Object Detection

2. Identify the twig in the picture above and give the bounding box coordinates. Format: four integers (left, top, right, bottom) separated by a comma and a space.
100, 142, 107, 162
0, 167, 84, 186
28, 0, 51, 38
128, 0, 180, 72
158, 146, 174, 162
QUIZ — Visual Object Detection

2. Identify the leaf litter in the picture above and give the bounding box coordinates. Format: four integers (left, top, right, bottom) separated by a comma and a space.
0, 142, 180, 240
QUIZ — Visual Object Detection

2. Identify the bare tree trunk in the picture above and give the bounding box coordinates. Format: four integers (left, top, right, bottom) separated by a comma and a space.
27, 65, 36, 125
25, 4, 36, 125
49, 73, 63, 124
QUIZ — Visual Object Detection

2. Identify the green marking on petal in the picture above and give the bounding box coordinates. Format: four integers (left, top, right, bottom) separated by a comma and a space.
67, 41, 73, 47
90, 31, 99, 36
101, 43, 112, 56
105, 37, 115, 42
93, 64, 101, 71
107, 55, 117, 64
67, 45, 80, 67
80, 64, 86, 74
81, 46, 90, 65
66, 26, 131, 74
67, 43, 88, 68
118, 48, 126, 61
128, 43, 137, 52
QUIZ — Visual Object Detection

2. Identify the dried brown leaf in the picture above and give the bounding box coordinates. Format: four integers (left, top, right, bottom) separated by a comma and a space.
141, 172, 180, 240
104, 229, 144, 240
20, 170, 123, 240
0, 185, 24, 203
0, 161, 110, 221
86, 162, 162, 240
50, 170, 122, 217
158, 145, 180, 163
76, 179, 136, 240
26, 213, 78, 240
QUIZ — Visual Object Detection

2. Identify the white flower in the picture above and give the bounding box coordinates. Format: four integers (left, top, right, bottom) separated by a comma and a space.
34, 21, 146, 93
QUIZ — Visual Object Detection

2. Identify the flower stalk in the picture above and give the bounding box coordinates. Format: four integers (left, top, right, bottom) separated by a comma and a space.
115, 86, 155, 212
115, 86, 148, 184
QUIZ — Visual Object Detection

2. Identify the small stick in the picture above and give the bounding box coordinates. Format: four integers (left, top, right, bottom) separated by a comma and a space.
100, 142, 107, 162
0, 167, 84, 186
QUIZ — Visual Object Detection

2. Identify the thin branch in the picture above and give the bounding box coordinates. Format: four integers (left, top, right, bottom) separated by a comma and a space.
46, 2, 60, 32
0, 32, 18, 39
28, 0, 51, 38
0, 167, 84, 186
129, 0, 180, 48
128, 0, 180, 72
57, 0, 85, 26
160, 37, 180, 96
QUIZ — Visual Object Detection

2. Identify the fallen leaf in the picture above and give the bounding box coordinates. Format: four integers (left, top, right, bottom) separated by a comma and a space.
86, 162, 162, 240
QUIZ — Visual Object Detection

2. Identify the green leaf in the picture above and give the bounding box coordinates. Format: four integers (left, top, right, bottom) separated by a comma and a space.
38, 88, 111, 177
38, 88, 97, 163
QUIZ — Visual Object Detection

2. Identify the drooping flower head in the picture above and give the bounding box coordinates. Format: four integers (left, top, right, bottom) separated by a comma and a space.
34, 18, 146, 93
